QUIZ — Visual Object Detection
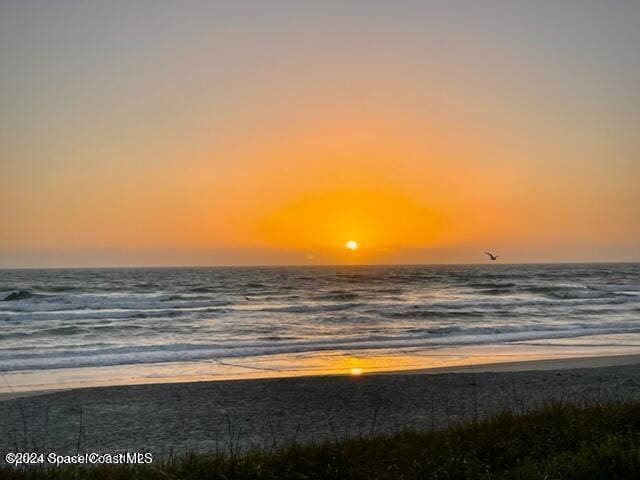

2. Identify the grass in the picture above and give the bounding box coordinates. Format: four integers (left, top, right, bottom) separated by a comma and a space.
2, 402, 640, 479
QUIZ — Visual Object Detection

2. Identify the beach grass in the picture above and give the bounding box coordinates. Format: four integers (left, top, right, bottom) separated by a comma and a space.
2, 402, 640, 479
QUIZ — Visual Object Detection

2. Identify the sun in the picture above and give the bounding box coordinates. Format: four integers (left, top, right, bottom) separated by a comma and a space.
345, 240, 358, 250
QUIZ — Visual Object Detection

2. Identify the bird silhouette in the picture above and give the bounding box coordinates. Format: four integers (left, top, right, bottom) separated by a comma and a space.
484, 252, 499, 261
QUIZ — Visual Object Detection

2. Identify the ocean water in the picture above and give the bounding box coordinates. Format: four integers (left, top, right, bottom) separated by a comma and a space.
0, 264, 639, 376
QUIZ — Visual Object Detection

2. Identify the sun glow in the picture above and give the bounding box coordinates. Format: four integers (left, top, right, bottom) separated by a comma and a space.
350, 367, 363, 376
346, 240, 358, 250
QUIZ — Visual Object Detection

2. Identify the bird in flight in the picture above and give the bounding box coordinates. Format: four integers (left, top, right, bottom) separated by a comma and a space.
484, 252, 499, 261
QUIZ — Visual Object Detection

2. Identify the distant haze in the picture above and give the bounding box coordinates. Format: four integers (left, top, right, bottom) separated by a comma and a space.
1, 1, 639, 268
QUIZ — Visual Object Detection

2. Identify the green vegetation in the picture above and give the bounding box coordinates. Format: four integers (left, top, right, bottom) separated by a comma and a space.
3, 403, 640, 479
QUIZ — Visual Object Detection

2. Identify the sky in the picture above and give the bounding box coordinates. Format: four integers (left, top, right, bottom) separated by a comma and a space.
1, 1, 639, 267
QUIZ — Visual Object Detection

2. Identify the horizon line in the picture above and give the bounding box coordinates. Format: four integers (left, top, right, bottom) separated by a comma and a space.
1, 260, 639, 271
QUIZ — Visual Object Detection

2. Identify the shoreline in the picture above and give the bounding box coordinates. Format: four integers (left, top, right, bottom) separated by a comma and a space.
2, 351, 640, 402
394, 352, 640, 375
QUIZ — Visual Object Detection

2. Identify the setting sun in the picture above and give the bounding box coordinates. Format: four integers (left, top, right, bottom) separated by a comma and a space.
346, 240, 359, 251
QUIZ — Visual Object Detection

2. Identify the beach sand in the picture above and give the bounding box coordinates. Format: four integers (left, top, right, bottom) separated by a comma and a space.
1, 354, 640, 458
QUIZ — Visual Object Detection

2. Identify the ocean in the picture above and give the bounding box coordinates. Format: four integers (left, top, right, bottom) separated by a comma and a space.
1, 264, 639, 388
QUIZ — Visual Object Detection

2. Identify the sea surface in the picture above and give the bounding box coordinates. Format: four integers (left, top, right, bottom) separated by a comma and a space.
0, 264, 639, 380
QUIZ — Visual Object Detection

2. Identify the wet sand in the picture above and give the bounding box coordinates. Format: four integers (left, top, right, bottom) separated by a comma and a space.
1, 354, 640, 457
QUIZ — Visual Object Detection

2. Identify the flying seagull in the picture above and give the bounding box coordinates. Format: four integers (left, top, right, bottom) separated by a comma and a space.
484, 252, 499, 261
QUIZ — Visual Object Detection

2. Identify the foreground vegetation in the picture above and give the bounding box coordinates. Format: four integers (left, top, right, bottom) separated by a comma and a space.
2, 402, 640, 479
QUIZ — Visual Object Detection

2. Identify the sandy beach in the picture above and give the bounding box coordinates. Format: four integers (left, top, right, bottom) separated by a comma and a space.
2, 355, 640, 458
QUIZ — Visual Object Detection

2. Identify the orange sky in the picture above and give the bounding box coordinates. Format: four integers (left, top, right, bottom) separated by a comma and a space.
1, 2, 639, 267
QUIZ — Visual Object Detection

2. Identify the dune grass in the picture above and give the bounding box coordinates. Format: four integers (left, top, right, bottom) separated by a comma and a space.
2, 402, 640, 479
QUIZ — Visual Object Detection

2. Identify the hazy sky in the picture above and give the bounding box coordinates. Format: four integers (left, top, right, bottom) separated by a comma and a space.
1, 1, 639, 267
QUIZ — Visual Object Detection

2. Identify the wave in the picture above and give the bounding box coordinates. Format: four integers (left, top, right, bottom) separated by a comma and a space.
2, 321, 640, 372
259, 302, 362, 313
465, 283, 629, 301
186, 286, 217, 293
160, 294, 228, 303
383, 309, 485, 319
2, 290, 45, 302
467, 282, 518, 289
0, 305, 232, 322
478, 287, 516, 296
523, 285, 607, 300
313, 290, 361, 301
